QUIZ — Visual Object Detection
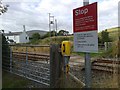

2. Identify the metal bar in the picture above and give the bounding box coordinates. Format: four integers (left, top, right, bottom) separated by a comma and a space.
13, 59, 49, 65
12, 68, 50, 81
5, 69, 50, 86
26, 73, 50, 81
2, 56, 10, 59
2, 66, 10, 71
3, 66, 50, 83
68, 72, 85, 87
2, 63, 11, 66
13, 61, 50, 71
8, 44, 50, 47
13, 60, 50, 67
13, 52, 50, 56
12, 65, 50, 75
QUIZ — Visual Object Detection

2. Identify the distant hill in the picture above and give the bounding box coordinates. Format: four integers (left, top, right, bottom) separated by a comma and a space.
26, 30, 48, 37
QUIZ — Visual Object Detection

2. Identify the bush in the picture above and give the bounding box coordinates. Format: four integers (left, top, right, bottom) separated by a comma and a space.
2, 34, 10, 70
100, 41, 120, 58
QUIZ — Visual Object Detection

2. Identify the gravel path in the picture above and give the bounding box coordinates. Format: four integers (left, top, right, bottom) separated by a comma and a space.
70, 64, 114, 88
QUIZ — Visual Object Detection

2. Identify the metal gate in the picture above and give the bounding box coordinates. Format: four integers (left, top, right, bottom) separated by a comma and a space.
2, 44, 50, 87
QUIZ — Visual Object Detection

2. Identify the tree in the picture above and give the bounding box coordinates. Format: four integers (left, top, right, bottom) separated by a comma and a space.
101, 29, 111, 44
98, 37, 102, 44
50, 31, 57, 36
58, 30, 69, 36
31, 33, 41, 40
0, 1, 9, 15
41, 31, 57, 39
2, 33, 10, 70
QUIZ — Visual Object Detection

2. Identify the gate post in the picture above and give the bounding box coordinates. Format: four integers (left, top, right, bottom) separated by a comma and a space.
10, 48, 12, 73
50, 44, 63, 88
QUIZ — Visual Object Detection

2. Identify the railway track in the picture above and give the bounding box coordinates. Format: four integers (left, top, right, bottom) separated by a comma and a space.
70, 58, 120, 86
92, 59, 120, 72
12, 52, 50, 62
71, 58, 120, 73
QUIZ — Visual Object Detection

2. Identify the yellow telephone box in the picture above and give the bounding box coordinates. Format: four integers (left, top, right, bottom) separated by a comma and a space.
61, 41, 71, 56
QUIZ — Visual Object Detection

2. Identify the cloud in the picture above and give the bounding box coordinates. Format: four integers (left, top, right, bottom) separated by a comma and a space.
98, 0, 119, 32
0, 0, 119, 34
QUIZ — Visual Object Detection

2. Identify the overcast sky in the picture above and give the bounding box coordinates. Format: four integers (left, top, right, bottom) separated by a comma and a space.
0, 0, 119, 33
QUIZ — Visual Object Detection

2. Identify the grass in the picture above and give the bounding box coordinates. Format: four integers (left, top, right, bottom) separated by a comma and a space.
92, 74, 119, 88
74, 51, 104, 59
2, 70, 30, 88
39, 36, 73, 45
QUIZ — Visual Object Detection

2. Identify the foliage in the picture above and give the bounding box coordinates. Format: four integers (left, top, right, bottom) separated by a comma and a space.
99, 41, 120, 58
41, 30, 69, 39
41, 31, 57, 39
31, 33, 41, 40
0, 1, 9, 15
41, 32, 49, 39
98, 37, 102, 44
58, 30, 69, 36
101, 29, 111, 44
29, 33, 41, 44
40, 36, 73, 45
2, 34, 10, 70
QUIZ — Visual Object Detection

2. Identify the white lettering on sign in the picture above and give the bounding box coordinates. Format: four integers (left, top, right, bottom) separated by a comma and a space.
75, 8, 88, 16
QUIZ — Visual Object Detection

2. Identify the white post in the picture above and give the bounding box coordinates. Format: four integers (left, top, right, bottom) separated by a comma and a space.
49, 13, 51, 44
0, 32, 2, 90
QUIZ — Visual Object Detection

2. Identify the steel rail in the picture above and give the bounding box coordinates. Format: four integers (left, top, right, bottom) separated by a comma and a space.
3, 66, 50, 82
9, 44, 50, 47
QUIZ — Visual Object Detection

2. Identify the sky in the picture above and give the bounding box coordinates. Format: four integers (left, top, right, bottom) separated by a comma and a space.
0, 0, 119, 34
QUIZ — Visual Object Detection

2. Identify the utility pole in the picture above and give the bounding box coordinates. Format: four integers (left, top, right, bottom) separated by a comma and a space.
48, 13, 51, 44
23, 25, 26, 31
48, 13, 54, 44
55, 19, 57, 36
83, 0, 92, 88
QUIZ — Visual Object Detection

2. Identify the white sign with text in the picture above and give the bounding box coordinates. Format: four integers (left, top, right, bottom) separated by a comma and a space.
74, 31, 98, 52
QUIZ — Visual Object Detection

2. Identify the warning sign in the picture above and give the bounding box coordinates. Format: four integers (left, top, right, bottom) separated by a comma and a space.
73, 2, 98, 53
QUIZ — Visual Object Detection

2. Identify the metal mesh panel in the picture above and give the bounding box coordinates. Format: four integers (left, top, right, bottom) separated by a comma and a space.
2, 44, 50, 87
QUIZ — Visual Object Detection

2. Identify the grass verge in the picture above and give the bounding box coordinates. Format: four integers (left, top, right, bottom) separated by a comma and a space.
2, 70, 30, 88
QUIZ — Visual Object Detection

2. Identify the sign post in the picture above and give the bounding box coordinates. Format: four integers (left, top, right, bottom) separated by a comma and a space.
73, 1, 98, 88
84, 0, 91, 88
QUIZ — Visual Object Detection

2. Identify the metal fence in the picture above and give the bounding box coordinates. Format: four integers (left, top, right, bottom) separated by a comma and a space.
2, 44, 50, 87
98, 42, 113, 51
